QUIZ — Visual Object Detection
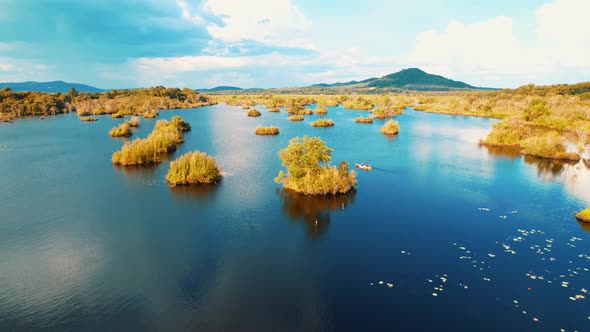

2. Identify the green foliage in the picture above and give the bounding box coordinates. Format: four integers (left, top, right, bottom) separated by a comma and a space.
275, 136, 357, 195
311, 118, 334, 127
166, 151, 221, 185
112, 116, 189, 166
255, 125, 280, 135
247, 109, 261, 117
523, 98, 550, 121
380, 120, 399, 135
109, 122, 132, 137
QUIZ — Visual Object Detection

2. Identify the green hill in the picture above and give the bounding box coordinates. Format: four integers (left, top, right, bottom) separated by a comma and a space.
0, 81, 105, 93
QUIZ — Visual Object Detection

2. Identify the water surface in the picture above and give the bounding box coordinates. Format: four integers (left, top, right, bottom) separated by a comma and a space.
1, 104, 589, 331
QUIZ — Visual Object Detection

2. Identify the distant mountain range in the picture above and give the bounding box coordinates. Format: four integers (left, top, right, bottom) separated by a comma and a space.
1, 68, 488, 94
0, 81, 105, 93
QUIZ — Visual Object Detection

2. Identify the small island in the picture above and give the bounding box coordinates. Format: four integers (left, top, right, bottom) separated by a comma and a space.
143, 110, 158, 118
289, 115, 304, 121
576, 208, 590, 223
128, 116, 141, 127
255, 125, 280, 135
380, 120, 399, 135
311, 118, 334, 127
269, 107, 280, 112
166, 151, 222, 185
275, 136, 357, 195
355, 116, 373, 123
109, 122, 132, 137
247, 109, 262, 117
112, 116, 189, 166
314, 105, 328, 114
80, 116, 98, 122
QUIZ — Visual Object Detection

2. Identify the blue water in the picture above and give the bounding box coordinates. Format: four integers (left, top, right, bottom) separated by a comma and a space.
0, 104, 589, 331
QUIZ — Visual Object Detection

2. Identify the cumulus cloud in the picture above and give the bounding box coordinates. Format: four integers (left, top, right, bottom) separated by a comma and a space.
204, 0, 314, 49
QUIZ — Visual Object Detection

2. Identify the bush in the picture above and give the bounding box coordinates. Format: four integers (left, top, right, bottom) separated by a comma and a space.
128, 116, 141, 127
171, 115, 191, 132
80, 116, 98, 122
577, 208, 590, 222
355, 116, 373, 123
109, 122, 132, 137
275, 136, 357, 195
248, 109, 261, 117
523, 98, 550, 121
269, 107, 280, 112
255, 125, 280, 135
380, 120, 399, 135
166, 151, 221, 185
521, 131, 580, 160
1, 113, 14, 122
372, 108, 389, 119
314, 105, 328, 114
289, 115, 304, 121
311, 119, 334, 127
143, 110, 158, 118
483, 118, 531, 146
111, 113, 124, 119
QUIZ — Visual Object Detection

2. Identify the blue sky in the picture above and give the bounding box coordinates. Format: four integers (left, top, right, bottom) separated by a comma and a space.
0, 0, 588, 89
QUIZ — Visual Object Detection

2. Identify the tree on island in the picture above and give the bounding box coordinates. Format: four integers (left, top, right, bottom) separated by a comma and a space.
275, 136, 357, 195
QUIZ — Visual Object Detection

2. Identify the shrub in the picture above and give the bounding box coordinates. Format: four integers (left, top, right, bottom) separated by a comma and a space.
166, 151, 221, 185
314, 105, 328, 114
372, 108, 389, 119
483, 118, 531, 146
255, 125, 280, 135
109, 122, 132, 137
248, 109, 262, 117
242, 105, 250, 110
269, 107, 280, 112
521, 131, 580, 160
128, 116, 141, 127
171, 115, 191, 132
275, 136, 357, 195
1, 113, 14, 122
111, 113, 124, 119
311, 118, 334, 127
80, 116, 98, 122
380, 120, 399, 135
523, 98, 550, 121
143, 110, 158, 118
289, 115, 304, 121
355, 116, 373, 123
299, 108, 313, 115
577, 208, 590, 222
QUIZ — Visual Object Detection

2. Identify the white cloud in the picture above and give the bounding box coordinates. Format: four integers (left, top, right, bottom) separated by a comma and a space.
204, 0, 314, 49
177, 0, 205, 25
207, 72, 254, 87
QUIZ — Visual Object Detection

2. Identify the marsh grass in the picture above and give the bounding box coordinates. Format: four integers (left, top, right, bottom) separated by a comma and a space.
380, 120, 399, 135
355, 116, 374, 123
247, 109, 262, 117
109, 122, 132, 137
166, 151, 221, 185
289, 115, 304, 121
80, 116, 98, 122
255, 125, 280, 135
311, 118, 334, 127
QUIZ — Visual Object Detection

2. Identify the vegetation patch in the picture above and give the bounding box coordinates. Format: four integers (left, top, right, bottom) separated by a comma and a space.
80, 116, 98, 122
289, 115, 304, 121
247, 109, 262, 117
166, 151, 221, 185
143, 110, 158, 118
576, 208, 590, 223
111, 113, 124, 119
255, 125, 280, 135
355, 116, 374, 123
112, 116, 189, 166
128, 116, 141, 127
314, 105, 328, 114
109, 122, 132, 137
269, 107, 280, 112
1, 113, 14, 122
311, 118, 334, 127
380, 120, 399, 135
275, 136, 357, 195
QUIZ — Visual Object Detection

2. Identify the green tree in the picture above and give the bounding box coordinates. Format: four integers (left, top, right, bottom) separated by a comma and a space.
523, 98, 550, 121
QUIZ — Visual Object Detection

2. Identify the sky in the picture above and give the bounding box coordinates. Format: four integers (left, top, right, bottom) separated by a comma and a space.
0, 0, 588, 89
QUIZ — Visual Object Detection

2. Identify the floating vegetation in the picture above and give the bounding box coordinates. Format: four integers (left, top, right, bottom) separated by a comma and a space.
380, 120, 399, 135
112, 116, 188, 166
577, 208, 590, 223
355, 116, 373, 123
109, 122, 132, 137
247, 109, 261, 117
289, 115, 304, 121
166, 151, 221, 185
254, 125, 279, 135
275, 136, 357, 195
311, 118, 334, 127
80, 116, 98, 122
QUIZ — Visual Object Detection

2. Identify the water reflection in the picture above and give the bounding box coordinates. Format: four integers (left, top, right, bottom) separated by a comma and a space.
276, 189, 356, 238
524, 155, 579, 178
169, 183, 220, 205
576, 219, 590, 232
481, 144, 521, 160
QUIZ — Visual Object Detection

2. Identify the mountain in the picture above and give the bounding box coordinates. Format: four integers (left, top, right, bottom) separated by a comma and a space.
0, 81, 105, 93
197, 86, 244, 93
310, 68, 484, 91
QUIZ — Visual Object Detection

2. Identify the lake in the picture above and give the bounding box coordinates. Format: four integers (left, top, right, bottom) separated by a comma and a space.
1, 104, 589, 331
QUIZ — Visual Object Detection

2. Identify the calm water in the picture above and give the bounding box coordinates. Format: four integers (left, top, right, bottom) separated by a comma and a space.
1, 104, 589, 331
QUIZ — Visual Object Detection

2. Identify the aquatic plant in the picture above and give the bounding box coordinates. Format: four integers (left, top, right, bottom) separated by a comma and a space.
248, 109, 262, 117
80, 116, 98, 122
109, 122, 132, 137
577, 208, 590, 222
166, 151, 221, 185
143, 110, 158, 118
520, 131, 580, 161
112, 116, 189, 166
289, 115, 304, 121
355, 116, 374, 123
380, 120, 399, 135
111, 113, 124, 119
269, 107, 280, 112
314, 105, 328, 114
255, 125, 280, 135
299, 108, 313, 115
171, 115, 191, 132
275, 136, 357, 195
311, 118, 334, 127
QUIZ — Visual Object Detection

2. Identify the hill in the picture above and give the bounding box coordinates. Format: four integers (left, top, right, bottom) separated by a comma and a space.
197, 86, 244, 93
313, 68, 482, 91
0, 81, 105, 93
